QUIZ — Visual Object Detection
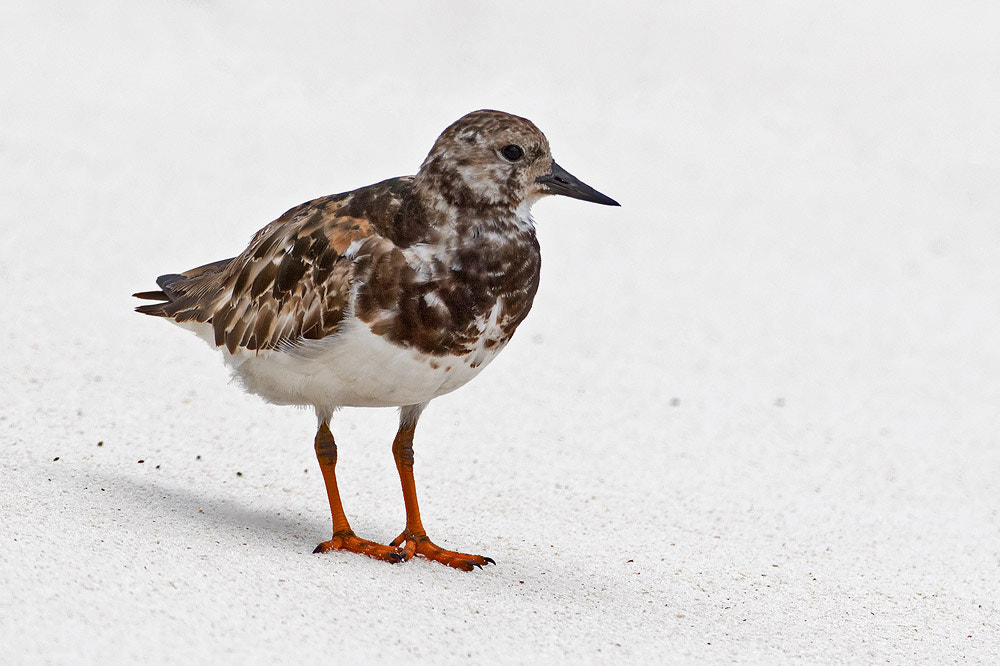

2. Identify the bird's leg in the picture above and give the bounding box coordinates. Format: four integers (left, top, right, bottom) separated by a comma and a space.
388, 410, 495, 571
312, 422, 402, 563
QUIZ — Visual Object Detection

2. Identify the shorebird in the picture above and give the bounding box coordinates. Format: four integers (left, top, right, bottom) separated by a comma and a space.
134, 110, 619, 570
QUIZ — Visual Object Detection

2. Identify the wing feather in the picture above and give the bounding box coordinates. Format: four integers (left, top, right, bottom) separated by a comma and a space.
134, 177, 416, 351
135, 182, 411, 350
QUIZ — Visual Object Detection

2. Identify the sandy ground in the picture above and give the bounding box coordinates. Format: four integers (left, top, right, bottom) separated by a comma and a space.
2, 1, 998, 663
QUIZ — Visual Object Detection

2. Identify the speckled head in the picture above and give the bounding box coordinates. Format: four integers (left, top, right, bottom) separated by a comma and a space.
415, 109, 619, 212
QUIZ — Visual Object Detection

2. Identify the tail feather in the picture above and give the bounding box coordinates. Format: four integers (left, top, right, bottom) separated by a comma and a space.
133, 257, 234, 319
135, 301, 170, 316
133, 290, 168, 300
156, 273, 186, 295
133, 274, 184, 317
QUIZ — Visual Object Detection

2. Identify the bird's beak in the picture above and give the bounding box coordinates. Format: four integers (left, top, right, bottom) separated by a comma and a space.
535, 160, 620, 206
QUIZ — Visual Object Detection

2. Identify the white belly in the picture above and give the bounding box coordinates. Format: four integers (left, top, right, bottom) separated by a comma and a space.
175, 314, 505, 411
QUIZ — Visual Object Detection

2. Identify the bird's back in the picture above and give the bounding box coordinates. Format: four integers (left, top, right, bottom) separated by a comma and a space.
135, 174, 541, 363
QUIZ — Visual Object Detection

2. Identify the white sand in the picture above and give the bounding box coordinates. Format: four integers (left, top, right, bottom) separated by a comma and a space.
2, 1, 998, 663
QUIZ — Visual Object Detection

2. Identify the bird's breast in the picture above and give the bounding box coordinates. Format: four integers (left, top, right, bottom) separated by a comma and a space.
353, 228, 541, 358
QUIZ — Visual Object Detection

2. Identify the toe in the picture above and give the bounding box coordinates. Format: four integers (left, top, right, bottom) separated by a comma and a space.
411, 538, 493, 571
313, 533, 402, 564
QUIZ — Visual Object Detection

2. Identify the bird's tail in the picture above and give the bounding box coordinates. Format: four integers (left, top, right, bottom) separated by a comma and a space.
133, 259, 234, 317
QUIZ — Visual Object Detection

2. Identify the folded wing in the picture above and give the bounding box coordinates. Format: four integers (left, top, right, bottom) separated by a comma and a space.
135, 194, 379, 354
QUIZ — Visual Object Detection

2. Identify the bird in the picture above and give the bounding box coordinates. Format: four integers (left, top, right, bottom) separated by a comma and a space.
134, 109, 619, 571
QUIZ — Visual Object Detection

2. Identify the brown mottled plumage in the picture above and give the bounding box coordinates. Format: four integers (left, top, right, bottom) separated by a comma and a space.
134, 110, 618, 570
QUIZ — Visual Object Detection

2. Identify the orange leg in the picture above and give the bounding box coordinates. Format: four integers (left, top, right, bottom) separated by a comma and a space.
312, 422, 402, 563
388, 417, 495, 571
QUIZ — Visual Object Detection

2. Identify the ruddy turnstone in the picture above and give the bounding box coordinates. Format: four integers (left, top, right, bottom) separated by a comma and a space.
134, 110, 619, 570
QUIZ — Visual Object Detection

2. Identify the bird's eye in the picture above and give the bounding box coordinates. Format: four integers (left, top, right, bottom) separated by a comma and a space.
501, 144, 524, 161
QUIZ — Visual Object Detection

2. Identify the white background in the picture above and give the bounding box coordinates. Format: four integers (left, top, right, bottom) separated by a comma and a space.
1, 1, 998, 662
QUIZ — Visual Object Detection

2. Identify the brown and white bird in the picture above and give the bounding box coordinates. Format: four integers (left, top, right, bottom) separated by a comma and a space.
134, 110, 619, 570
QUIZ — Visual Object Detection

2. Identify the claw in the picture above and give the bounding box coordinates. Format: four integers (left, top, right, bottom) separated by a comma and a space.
484, 557, 496, 565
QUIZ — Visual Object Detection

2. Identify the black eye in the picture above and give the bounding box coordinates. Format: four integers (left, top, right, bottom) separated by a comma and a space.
501, 144, 524, 161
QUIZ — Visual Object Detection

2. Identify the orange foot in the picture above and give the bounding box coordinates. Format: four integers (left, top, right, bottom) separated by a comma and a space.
390, 531, 495, 571
313, 530, 403, 563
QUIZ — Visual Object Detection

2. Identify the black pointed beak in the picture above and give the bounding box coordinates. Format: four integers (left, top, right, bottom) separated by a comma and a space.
535, 160, 620, 206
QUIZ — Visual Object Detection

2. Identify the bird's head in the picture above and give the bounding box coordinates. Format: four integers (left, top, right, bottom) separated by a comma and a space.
415, 109, 619, 214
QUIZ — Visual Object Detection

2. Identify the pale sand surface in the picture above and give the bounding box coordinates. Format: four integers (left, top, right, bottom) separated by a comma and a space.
1, 2, 998, 663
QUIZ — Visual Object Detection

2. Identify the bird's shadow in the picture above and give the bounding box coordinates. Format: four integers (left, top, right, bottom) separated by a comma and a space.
90, 467, 329, 550
84, 467, 615, 591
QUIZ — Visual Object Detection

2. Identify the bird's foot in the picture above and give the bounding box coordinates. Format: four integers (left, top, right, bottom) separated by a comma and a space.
390, 530, 495, 571
313, 530, 403, 563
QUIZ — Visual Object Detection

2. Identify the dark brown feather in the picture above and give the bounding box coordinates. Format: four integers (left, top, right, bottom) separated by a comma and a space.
133, 182, 405, 352
135, 111, 551, 358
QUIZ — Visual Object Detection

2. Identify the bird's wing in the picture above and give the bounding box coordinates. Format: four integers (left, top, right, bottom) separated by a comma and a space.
135, 178, 413, 353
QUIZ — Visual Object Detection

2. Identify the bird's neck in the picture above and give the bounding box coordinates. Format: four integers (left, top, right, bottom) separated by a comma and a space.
404, 178, 535, 248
